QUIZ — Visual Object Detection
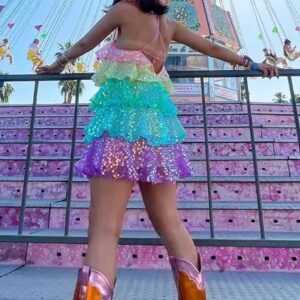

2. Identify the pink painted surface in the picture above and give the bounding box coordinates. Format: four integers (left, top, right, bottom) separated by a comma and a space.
183, 142, 274, 158
2, 126, 298, 142
289, 160, 300, 176
25, 244, 300, 271
48, 208, 300, 232
261, 128, 298, 141
1, 104, 300, 272
252, 115, 296, 126
0, 208, 49, 229
191, 160, 289, 177
0, 159, 291, 177
0, 243, 27, 265
0, 104, 297, 115
274, 143, 300, 156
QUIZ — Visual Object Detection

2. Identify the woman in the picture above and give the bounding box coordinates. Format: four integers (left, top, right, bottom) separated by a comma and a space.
37, 1, 277, 299
27, 39, 44, 71
0, 38, 13, 64
263, 48, 289, 69
283, 39, 300, 61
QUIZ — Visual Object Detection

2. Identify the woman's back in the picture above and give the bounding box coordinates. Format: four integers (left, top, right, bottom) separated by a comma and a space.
113, 2, 173, 72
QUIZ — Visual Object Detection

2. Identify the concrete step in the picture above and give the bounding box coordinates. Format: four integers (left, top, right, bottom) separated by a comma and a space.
0, 127, 299, 141
1, 127, 298, 141
0, 114, 298, 127
0, 141, 299, 157
0, 111, 298, 118
1, 102, 299, 114
1, 181, 299, 203
0, 267, 299, 300
0, 159, 299, 177
1, 204, 299, 232
1, 175, 300, 183
2, 199, 300, 210
1, 242, 299, 270
0, 228, 300, 247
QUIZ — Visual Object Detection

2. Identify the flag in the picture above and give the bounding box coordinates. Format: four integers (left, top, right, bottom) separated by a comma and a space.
258, 33, 264, 40
296, 26, 300, 32
7, 23, 14, 29
0, 5, 5, 12
41, 33, 47, 39
35, 25, 43, 32
272, 26, 279, 33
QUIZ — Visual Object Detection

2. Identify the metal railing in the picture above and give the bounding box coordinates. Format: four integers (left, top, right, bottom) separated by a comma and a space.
0, 69, 300, 247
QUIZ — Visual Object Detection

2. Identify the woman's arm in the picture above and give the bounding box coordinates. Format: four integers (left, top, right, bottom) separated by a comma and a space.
172, 21, 278, 76
37, 3, 127, 73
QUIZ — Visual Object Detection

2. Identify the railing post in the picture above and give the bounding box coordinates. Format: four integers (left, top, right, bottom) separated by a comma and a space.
243, 76, 265, 240
287, 76, 300, 153
64, 79, 81, 236
200, 77, 215, 239
18, 80, 39, 235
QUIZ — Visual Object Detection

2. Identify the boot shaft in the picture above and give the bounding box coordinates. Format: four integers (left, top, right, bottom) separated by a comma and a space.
169, 253, 207, 300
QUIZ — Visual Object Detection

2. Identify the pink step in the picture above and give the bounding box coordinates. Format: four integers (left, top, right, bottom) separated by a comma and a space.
2, 103, 299, 116
1, 114, 297, 128
0, 103, 243, 116
0, 159, 292, 177
0, 208, 49, 229
1, 207, 299, 233
1, 127, 299, 142
1, 182, 299, 203
245, 104, 300, 113
1, 243, 298, 271
261, 127, 298, 140
1, 141, 299, 158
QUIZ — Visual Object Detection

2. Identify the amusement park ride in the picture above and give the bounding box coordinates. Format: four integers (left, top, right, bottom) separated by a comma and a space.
0, 0, 299, 68
0, 0, 299, 100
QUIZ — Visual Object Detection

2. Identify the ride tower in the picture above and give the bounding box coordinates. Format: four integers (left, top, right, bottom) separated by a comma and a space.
166, 0, 242, 102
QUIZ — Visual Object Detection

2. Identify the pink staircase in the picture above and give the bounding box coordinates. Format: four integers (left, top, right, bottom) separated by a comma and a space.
0, 102, 299, 272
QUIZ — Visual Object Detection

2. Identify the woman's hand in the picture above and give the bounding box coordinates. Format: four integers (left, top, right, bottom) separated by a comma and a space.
36, 61, 65, 74
258, 62, 279, 78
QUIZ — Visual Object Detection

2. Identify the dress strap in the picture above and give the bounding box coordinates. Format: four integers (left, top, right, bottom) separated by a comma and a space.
140, 16, 166, 62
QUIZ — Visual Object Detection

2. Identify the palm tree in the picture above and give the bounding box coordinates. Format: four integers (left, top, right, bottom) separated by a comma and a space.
58, 80, 84, 104
55, 41, 85, 104
272, 92, 288, 103
0, 72, 14, 104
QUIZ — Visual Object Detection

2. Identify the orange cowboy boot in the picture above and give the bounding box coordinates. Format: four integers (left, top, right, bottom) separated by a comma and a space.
73, 266, 114, 300
169, 253, 207, 300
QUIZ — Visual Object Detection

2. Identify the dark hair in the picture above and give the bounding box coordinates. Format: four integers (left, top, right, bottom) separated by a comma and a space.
284, 39, 291, 45
112, 0, 169, 15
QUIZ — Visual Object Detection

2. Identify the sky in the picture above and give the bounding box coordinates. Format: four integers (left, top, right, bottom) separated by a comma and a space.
0, 0, 300, 105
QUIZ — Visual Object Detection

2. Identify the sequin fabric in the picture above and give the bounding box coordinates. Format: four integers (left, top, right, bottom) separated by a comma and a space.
76, 133, 192, 183
76, 42, 192, 183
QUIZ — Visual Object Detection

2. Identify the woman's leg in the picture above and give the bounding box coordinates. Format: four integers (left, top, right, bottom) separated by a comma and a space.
139, 182, 206, 299
139, 182, 197, 266
86, 177, 134, 285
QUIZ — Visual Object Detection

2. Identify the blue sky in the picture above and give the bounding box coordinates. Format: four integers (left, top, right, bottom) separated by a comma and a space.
0, 0, 300, 104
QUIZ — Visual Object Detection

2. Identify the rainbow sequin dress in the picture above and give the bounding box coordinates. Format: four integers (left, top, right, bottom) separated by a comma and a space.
76, 42, 192, 183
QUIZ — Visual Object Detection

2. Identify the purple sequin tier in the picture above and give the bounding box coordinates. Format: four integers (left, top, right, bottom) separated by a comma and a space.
76, 133, 192, 183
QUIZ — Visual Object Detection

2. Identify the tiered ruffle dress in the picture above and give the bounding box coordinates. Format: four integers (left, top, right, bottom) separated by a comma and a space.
76, 42, 192, 183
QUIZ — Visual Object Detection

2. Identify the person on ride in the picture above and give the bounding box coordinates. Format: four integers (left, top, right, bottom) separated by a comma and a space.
283, 39, 300, 61
27, 39, 44, 71
36, 1, 278, 299
93, 57, 101, 71
0, 38, 13, 64
263, 48, 289, 68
